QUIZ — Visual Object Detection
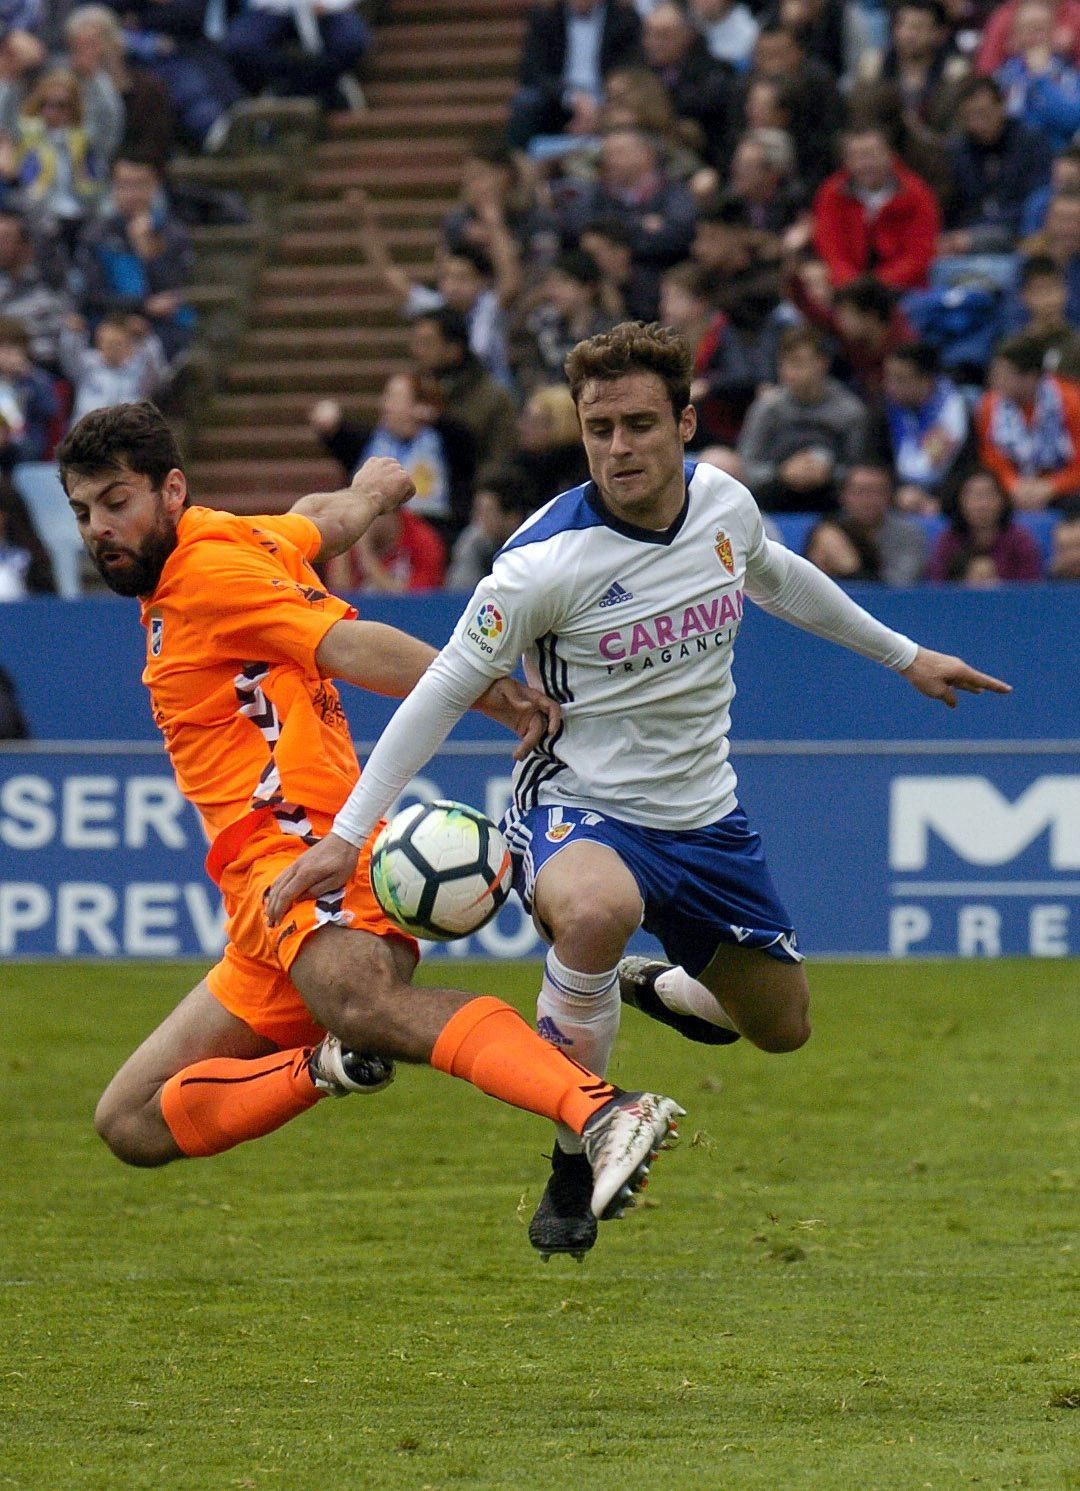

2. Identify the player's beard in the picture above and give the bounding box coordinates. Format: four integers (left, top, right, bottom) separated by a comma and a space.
90, 510, 179, 598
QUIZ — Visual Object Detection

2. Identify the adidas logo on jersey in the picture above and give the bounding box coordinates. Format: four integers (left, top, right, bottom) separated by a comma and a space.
599, 580, 634, 609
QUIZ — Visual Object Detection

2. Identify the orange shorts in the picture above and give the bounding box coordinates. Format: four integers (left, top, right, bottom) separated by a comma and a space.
204, 812, 418, 1049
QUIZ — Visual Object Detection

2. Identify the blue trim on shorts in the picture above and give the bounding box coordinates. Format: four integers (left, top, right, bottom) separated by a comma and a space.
501, 803, 801, 977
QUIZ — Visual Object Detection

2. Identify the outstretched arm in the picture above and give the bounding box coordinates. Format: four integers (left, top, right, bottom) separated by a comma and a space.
291, 456, 415, 563
745, 535, 1010, 701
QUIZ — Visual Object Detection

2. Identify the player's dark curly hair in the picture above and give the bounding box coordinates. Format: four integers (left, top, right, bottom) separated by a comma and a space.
565, 321, 692, 419
55, 400, 183, 495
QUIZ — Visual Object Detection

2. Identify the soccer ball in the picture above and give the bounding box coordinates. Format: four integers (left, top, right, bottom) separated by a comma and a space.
369, 799, 513, 941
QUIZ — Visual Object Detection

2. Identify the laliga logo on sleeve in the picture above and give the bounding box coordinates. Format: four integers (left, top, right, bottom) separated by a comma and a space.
465, 600, 505, 657
714, 530, 735, 575
149, 614, 164, 656
476, 602, 504, 639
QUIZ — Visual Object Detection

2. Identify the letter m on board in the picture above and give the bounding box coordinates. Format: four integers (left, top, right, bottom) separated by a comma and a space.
889, 776, 1080, 870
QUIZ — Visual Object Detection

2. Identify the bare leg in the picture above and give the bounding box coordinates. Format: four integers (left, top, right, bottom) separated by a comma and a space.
95, 979, 279, 1167
695, 942, 811, 1053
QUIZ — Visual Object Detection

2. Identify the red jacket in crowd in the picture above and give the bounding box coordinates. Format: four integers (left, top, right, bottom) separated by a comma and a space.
812, 160, 942, 292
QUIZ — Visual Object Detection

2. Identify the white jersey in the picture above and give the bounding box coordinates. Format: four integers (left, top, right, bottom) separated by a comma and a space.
331, 461, 917, 849
451, 461, 758, 828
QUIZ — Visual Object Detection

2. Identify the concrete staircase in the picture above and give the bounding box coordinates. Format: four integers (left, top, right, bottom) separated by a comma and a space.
187, 0, 527, 513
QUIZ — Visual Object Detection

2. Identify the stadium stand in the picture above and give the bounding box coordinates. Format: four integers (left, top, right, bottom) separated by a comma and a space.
186, 0, 528, 514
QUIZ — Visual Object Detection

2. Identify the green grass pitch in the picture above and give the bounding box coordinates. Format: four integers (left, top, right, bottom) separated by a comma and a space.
1, 958, 1077, 1491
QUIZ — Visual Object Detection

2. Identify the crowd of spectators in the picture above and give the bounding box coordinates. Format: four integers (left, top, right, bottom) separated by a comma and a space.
303, 0, 1080, 590
316, 0, 1079, 593
0, 0, 378, 598
1, 0, 1079, 598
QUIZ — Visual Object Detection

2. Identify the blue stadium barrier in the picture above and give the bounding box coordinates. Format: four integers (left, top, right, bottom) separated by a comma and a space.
0, 586, 1076, 960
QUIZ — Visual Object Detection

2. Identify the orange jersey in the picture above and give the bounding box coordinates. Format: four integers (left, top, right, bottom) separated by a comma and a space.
139, 506, 360, 860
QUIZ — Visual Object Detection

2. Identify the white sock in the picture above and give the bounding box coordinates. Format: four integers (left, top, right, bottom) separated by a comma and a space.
537, 948, 621, 1155
654, 966, 739, 1032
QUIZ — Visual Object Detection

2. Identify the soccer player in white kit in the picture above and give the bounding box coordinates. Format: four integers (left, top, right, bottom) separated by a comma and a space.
267, 323, 1010, 1259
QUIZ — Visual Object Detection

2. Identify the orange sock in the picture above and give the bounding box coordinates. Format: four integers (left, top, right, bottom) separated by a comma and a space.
160, 1048, 323, 1158
430, 996, 619, 1134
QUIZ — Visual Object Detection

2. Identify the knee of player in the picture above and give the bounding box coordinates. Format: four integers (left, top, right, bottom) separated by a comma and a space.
759, 1017, 811, 1054
324, 942, 409, 1045
550, 890, 641, 954
758, 996, 811, 1054
94, 1093, 173, 1168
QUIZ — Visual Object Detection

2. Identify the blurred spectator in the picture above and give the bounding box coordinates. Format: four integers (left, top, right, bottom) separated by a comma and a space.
512, 384, 590, 502
0, 68, 106, 245
844, 78, 955, 204
977, 330, 1080, 507
515, 248, 616, 394
117, 0, 244, 151
226, 0, 370, 111
325, 508, 447, 595
1018, 188, 1080, 319
878, 342, 971, 509
0, 9, 124, 166
59, 310, 165, 423
593, 67, 710, 187
76, 154, 193, 362
811, 128, 942, 293
691, 194, 781, 325
308, 377, 476, 545
728, 126, 808, 252
689, 0, 760, 70
941, 75, 1053, 252
1020, 139, 1080, 231
663, 259, 783, 445
579, 215, 656, 319
1047, 509, 1080, 574
737, 323, 869, 510
408, 307, 518, 477
813, 125, 940, 290
976, 0, 1080, 72
0, 468, 54, 597
1007, 254, 1080, 375
558, 127, 697, 314
787, 267, 914, 398
867, 0, 970, 136
506, 0, 643, 148
640, 0, 738, 169
926, 465, 1044, 577
355, 188, 517, 389
0, 208, 71, 365
804, 510, 885, 577
737, 27, 842, 188
446, 469, 536, 591
760, 0, 875, 85
442, 131, 559, 272
0, 10, 46, 113
0, 314, 56, 466
65, 5, 175, 170
59, 7, 124, 166
817, 463, 929, 581
994, 0, 1080, 150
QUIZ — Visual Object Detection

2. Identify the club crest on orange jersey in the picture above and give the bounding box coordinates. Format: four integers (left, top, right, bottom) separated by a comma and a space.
149, 613, 164, 656
714, 530, 735, 574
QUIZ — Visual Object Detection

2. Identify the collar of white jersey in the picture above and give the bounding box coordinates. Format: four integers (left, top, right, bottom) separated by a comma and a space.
585, 458, 696, 546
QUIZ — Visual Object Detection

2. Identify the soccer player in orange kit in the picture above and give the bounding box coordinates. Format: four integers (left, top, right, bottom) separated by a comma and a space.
57, 402, 682, 1230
